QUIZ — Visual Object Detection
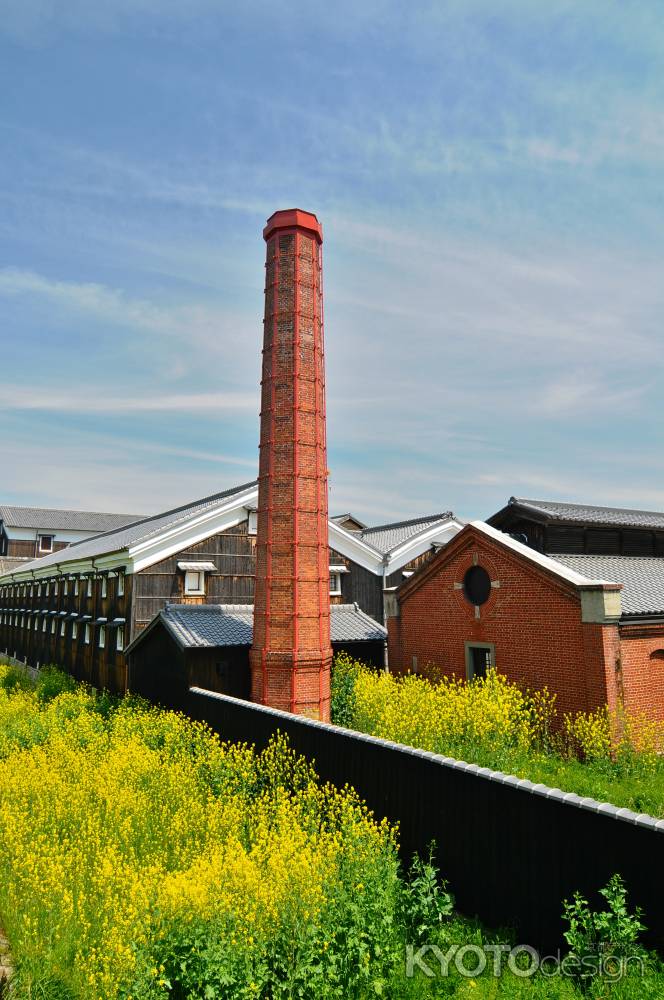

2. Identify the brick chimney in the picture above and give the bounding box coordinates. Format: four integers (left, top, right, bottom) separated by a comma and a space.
249, 209, 332, 720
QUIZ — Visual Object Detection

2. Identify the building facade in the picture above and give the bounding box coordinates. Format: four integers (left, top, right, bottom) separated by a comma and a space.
0, 505, 143, 561
0, 481, 463, 693
387, 520, 664, 722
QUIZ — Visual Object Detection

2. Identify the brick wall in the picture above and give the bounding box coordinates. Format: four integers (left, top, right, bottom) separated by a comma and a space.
619, 624, 664, 722
388, 526, 620, 718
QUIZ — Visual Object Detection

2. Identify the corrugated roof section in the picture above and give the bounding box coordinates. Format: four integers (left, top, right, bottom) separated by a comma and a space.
552, 554, 664, 617
0, 505, 145, 532
156, 602, 387, 649
509, 498, 664, 530
360, 513, 454, 554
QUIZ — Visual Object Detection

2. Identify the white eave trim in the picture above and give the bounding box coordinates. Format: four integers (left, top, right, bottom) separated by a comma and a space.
328, 522, 383, 574
469, 521, 621, 589
385, 519, 463, 574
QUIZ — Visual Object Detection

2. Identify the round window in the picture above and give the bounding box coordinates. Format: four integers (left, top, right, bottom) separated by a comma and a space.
463, 565, 492, 606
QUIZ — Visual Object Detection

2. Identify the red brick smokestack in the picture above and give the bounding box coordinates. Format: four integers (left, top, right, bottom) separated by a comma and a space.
250, 209, 332, 720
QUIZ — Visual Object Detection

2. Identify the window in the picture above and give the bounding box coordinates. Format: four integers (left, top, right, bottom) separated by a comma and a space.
42, 618, 47, 633
63, 580, 68, 596
51, 619, 56, 635
72, 621, 78, 640
99, 627, 106, 649
117, 627, 125, 651
37, 583, 42, 597
101, 576, 107, 598
87, 577, 93, 597
248, 510, 258, 536
85, 625, 91, 644
74, 578, 79, 596
38, 535, 54, 553
329, 572, 342, 596
117, 573, 125, 597
462, 566, 492, 606
34, 617, 38, 631
464, 642, 495, 681
184, 571, 205, 595
60, 621, 66, 637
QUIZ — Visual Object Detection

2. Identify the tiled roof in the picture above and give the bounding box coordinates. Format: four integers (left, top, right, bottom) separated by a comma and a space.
153, 602, 387, 649
506, 498, 664, 530
552, 555, 664, 617
1, 482, 258, 575
0, 505, 144, 532
360, 513, 455, 554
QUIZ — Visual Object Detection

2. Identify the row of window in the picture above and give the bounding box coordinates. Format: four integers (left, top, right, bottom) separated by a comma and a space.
0, 573, 125, 601
0, 613, 124, 650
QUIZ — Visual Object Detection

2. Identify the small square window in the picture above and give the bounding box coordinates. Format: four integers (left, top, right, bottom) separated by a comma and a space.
39, 535, 54, 553
184, 571, 204, 595
329, 572, 342, 596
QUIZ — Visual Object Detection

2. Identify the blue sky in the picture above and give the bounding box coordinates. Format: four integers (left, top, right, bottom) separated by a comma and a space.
1, 1, 663, 523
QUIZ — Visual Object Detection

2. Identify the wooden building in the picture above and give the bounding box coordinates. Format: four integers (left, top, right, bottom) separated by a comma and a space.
0, 504, 142, 562
488, 497, 664, 557
126, 602, 386, 709
0, 480, 463, 692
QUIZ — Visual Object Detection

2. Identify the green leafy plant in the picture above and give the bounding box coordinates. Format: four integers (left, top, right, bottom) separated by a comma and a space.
330, 652, 362, 728
35, 666, 77, 704
562, 873, 646, 983
402, 844, 454, 945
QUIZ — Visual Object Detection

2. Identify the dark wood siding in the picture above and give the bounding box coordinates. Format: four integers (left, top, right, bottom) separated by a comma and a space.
328, 547, 382, 621
133, 522, 257, 633
0, 570, 131, 693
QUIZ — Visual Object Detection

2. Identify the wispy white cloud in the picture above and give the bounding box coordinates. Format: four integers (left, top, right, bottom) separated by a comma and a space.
0, 384, 257, 415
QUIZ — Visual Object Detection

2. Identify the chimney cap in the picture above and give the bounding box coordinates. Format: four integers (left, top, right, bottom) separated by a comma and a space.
263, 209, 323, 244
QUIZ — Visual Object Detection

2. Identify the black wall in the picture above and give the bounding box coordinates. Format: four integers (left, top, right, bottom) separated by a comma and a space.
185, 686, 664, 952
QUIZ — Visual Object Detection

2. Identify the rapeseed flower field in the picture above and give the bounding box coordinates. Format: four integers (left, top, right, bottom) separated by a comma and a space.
0, 659, 662, 999
331, 656, 664, 818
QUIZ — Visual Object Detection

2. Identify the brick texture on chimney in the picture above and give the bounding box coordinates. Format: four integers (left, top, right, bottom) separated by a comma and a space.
249, 210, 332, 720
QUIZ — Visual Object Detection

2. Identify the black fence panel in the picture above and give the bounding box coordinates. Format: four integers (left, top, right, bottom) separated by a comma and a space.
185, 686, 664, 951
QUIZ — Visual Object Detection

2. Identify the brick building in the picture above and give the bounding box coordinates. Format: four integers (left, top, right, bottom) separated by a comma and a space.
387, 520, 664, 722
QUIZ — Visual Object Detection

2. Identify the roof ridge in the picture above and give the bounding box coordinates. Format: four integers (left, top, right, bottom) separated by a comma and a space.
512, 497, 664, 517
362, 512, 453, 534
63, 480, 259, 551
0, 503, 143, 518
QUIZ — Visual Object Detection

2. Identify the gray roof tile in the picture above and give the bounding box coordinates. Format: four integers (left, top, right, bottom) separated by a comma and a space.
553, 554, 664, 616
360, 513, 455, 554
0, 505, 145, 532
155, 602, 387, 649
508, 497, 664, 530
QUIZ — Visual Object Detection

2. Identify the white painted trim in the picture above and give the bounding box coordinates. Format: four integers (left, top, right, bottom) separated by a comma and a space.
386, 519, 463, 573
469, 521, 620, 589
328, 522, 383, 573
